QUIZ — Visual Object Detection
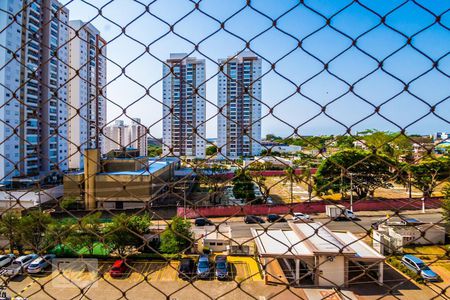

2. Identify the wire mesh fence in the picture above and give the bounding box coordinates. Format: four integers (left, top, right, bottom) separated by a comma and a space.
0, 0, 449, 299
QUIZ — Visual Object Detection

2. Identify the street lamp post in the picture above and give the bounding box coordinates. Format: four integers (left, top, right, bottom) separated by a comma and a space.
350, 173, 353, 212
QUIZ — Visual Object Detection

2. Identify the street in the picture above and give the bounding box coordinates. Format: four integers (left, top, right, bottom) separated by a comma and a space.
222, 212, 444, 238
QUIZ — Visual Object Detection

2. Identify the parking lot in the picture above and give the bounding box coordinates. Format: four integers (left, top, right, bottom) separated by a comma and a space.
2, 258, 264, 299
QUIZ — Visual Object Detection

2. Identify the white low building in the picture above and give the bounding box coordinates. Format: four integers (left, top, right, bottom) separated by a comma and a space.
251, 222, 385, 287
372, 222, 445, 254
192, 225, 232, 253
0, 185, 63, 209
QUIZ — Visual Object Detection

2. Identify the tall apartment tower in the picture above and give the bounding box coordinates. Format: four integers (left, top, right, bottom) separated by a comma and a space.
103, 119, 147, 156
0, 0, 70, 181
68, 20, 107, 169
217, 52, 262, 159
129, 118, 147, 157
103, 120, 126, 154
162, 53, 206, 159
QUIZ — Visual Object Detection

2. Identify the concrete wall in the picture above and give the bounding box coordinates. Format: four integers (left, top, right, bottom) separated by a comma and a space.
317, 255, 345, 287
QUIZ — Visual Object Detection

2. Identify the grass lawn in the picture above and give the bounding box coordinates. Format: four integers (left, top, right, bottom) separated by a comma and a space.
403, 245, 450, 258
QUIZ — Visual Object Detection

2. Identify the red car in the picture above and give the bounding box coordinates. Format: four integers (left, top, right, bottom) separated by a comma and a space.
110, 260, 129, 278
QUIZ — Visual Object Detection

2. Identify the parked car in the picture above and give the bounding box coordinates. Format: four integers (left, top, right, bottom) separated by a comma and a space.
0, 254, 15, 268
178, 258, 196, 280
292, 212, 311, 221
27, 254, 56, 274
195, 218, 214, 226
267, 214, 287, 223
196, 255, 211, 279
109, 259, 130, 278
401, 255, 440, 281
215, 255, 228, 280
2, 254, 38, 278
244, 215, 265, 224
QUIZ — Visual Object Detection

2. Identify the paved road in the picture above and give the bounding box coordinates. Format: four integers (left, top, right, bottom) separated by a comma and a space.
226, 212, 443, 238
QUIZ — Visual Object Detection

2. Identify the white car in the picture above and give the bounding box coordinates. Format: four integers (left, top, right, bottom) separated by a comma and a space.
293, 212, 311, 221
27, 254, 56, 274
2, 254, 38, 278
0, 254, 15, 268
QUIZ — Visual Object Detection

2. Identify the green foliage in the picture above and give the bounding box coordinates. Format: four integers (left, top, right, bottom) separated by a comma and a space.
314, 149, 393, 198
386, 257, 424, 284
206, 145, 218, 156
441, 185, 450, 226
0, 211, 22, 253
66, 212, 102, 255
45, 218, 76, 255
60, 197, 78, 210
147, 145, 162, 157
232, 169, 255, 201
159, 217, 192, 254
409, 158, 450, 197
104, 213, 152, 256
359, 130, 413, 160
19, 211, 53, 252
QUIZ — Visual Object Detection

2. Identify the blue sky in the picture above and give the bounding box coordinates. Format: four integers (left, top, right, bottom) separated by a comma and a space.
60, 0, 450, 138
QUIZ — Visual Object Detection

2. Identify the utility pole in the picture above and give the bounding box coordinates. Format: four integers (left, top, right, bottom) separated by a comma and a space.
350, 173, 353, 212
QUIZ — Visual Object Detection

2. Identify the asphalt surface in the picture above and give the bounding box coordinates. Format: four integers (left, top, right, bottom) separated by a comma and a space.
225, 212, 444, 238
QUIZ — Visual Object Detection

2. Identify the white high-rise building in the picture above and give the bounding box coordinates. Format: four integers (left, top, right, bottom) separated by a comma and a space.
217, 52, 262, 159
103, 119, 147, 156
0, 0, 70, 181
68, 20, 107, 170
129, 118, 148, 157
162, 53, 206, 159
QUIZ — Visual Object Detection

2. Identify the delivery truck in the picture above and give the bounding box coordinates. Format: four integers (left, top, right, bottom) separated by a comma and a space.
325, 205, 357, 220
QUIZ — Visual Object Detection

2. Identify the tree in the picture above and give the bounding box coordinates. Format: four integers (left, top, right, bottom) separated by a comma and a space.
147, 145, 162, 157
442, 184, 450, 226
409, 158, 450, 198
197, 164, 227, 204
105, 213, 152, 256
206, 145, 218, 156
66, 212, 102, 255
45, 218, 76, 255
159, 216, 192, 254
232, 169, 255, 202
284, 167, 299, 204
19, 211, 53, 253
314, 149, 393, 199
0, 212, 22, 253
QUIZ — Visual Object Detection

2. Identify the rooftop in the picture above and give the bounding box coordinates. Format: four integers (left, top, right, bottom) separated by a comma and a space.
252, 222, 384, 261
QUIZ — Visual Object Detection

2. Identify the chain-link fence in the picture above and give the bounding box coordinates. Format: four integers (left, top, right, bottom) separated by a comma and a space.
0, 0, 449, 299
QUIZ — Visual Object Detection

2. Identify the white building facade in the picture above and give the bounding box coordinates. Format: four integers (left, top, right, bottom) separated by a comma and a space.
68, 20, 107, 169
0, 0, 70, 181
162, 53, 206, 159
217, 52, 262, 159
103, 119, 147, 156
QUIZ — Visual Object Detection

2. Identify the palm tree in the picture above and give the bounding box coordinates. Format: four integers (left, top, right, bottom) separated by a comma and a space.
284, 167, 299, 204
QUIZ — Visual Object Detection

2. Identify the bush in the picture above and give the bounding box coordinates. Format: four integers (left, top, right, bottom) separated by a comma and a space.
386, 257, 424, 284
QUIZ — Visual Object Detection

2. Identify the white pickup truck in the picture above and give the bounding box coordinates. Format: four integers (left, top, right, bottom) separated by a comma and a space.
1, 254, 37, 278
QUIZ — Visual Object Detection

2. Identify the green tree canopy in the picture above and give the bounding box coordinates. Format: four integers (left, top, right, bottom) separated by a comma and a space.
19, 211, 53, 253
66, 212, 102, 255
314, 149, 393, 199
232, 169, 256, 202
159, 216, 192, 254
105, 213, 152, 256
409, 158, 450, 197
0, 211, 22, 253
206, 145, 218, 156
